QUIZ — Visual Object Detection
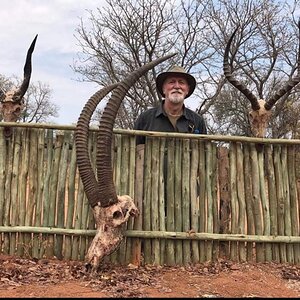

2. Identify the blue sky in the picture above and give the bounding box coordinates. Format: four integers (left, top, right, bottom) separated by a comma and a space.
0, 0, 107, 125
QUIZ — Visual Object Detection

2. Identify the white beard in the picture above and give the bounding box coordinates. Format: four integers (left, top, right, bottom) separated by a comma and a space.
168, 93, 185, 104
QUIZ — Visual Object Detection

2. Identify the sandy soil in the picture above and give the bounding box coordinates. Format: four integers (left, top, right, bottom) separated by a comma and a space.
0, 254, 299, 298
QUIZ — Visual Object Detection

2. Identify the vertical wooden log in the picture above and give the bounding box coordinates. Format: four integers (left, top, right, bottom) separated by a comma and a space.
281, 146, 293, 263
3, 131, 14, 254
32, 129, 45, 258
132, 143, 145, 266
41, 129, 54, 257
71, 180, 84, 261
23, 129, 39, 256
287, 145, 300, 263
211, 143, 219, 261
190, 139, 200, 262
243, 144, 254, 261
236, 143, 246, 262
198, 141, 206, 262
166, 138, 175, 266
258, 148, 271, 261
125, 136, 137, 264
229, 142, 238, 261
117, 135, 130, 264
86, 207, 96, 256
151, 138, 160, 265
46, 133, 63, 258
174, 139, 183, 265
274, 145, 287, 263
64, 138, 77, 260
218, 146, 230, 257
158, 139, 166, 265
0, 128, 6, 253
182, 139, 191, 264
110, 134, 122, 264
114, 134, 122, 195
120, 136, 130, 193
249, 143, 264, 262
265, 145, 280, 262
55, 132, 71, 259
143, 137, 153, 264
79, 194, 90, 261
205, 142, 214, 261
9, 128, 22, 256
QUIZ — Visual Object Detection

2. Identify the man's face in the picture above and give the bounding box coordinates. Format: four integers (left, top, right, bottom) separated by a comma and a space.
162, 75, 190, 104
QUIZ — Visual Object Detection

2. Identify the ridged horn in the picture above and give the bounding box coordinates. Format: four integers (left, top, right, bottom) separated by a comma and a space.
13, 34, 38, 102
97, 53, 176, 207
265, 20, 300, 110
223, 28, 260, 111
75, 84, 119, 207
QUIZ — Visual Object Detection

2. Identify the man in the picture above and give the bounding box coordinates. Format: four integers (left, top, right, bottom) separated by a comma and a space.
134, 65, 207, 144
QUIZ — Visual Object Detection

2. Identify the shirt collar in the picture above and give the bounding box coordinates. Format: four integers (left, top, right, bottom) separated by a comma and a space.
155, 100, 188, 118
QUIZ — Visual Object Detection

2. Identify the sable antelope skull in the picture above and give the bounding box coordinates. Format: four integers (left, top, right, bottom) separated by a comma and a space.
223, 24, 300, 138
75, 53, 175, 270
0, 35, 38, 122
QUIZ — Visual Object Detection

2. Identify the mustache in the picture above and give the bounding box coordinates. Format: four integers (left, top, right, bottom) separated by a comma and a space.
171, 89, 184, 94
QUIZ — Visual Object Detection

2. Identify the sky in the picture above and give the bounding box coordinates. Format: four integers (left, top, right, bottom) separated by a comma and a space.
0, 0, 107, 125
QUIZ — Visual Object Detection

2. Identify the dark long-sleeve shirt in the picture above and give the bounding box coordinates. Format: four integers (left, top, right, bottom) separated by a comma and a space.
133, 101, 207, 145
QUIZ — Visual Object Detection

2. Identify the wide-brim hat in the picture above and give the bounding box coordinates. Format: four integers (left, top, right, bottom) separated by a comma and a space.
156, 65, 196, 99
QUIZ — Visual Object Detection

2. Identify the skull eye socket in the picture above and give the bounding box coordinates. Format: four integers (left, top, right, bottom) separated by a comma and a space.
249, 112, 254, 120
113, 210, 123, 219
0, 90, 5, 101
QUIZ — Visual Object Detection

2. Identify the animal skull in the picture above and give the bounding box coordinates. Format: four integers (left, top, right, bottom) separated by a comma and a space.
248, 99, 272, 138
85, 195, 138, 268
0, 35, 37, 123
0, 89, 25, 122
223, 24, 300, 138
75, 54, 176, 270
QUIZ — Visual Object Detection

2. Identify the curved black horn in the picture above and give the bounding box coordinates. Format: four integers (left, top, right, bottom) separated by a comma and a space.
223, 28, 260, 111
0, 89, 5, 102
14, 34, 38, 102
97, 53, 176, 207
265, 20, 300, 110
75, 84, 119, 207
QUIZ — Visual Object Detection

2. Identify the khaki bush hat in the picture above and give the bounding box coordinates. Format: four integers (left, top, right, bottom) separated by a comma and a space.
156, 65, 196, 98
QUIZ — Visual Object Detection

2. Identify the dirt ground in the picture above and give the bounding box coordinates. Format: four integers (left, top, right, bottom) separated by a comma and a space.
0, 254, 300, 298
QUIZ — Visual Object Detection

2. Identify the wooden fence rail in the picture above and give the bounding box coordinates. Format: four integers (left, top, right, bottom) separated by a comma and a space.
0, 123, 299, 266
